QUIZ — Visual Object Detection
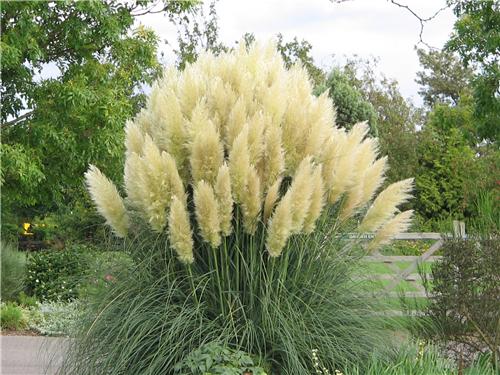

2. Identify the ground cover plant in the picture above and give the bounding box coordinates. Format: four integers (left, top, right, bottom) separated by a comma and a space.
61, 42, 415, 374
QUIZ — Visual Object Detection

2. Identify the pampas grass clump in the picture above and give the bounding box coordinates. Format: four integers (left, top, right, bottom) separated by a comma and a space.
65, 41, 414, 375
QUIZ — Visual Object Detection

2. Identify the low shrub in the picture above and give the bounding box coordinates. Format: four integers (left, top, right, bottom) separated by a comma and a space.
78, 251, 133, 299
0, 302, 27, 330
26, 244, 94, 301
174, 342, 268, 375
26, 243, 134, 301
422, 237, 500, 366
1, 242, 26, 301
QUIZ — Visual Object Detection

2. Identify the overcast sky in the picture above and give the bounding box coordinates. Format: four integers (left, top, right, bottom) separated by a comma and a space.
137, 0, 456, 106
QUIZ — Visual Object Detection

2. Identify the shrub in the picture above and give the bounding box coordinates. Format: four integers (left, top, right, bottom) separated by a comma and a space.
26, 244, 93, 301
1, 242, 26, 301
0, 302, 27, 330
174, 342, 267, 375
62, 42, 414, 374
423, 237, 500, 366
78, 251, 133, 299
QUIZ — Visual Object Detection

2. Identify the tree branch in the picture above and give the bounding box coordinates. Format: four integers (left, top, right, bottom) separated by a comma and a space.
389, 0, 450, 49
1, 111, 34, 128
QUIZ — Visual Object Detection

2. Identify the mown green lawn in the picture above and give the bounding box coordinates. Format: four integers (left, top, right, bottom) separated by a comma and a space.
358, 259, 435, 313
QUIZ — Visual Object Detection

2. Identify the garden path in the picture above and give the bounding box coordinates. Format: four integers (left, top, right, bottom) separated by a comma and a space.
0, 336, 68, 375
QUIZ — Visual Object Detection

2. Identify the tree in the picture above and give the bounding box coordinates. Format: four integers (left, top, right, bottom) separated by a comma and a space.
0, 1, 195, 226
315, 68, 377, 130
414, 124, 477, 226
415, 48, 473, 107
274, 34, 325, 87
446, 0, 500, 142
169, 0, 227, 70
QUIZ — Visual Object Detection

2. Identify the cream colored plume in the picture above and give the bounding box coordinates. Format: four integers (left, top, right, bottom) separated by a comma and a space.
259, 124, 285, 190
190, 122, 224, 185
86, 41, 414, 261
360, 156, 388, 205
215, 164, 233, 236
288, 157, 315, 233
368, 210, 414, 251
303, 166, 325, 233
266, 193, 293, 257
358, 178, 414, 232
240, 167, 262, 234
125, 137, 185, 232
85, 165, 129, 238
263, 178, 282, 223
125, 120, 145, 156
229, 126, 251, 203
169, 196, 194, 264
339, 138, 380, 220
194, 181, 221, 247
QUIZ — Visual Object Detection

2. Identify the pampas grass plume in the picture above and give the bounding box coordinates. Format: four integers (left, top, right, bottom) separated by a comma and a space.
194, 180, 221, 247
85, 165, 129, 237
303, 166, 325, 233
169, 196, 194, 264
359, 178, 414, 232
360, 156, 388, 205
263, 178, 282, 223
241, 167, 262, 234
229, 126, 251, 203
368, 210, 414, 251
289, 157, 314, 233
125, 120, 145, 156
266, 193, 293, 257
190, 122, 224, 185
215, 164, 234, 236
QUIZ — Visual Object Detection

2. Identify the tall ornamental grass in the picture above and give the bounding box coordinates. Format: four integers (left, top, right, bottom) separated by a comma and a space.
62, 42, 413, 374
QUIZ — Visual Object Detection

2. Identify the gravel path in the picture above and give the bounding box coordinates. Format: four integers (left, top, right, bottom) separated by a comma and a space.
1, 336, 68, 375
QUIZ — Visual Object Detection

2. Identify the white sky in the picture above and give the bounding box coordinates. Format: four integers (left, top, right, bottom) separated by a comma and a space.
137, 0, 456, 106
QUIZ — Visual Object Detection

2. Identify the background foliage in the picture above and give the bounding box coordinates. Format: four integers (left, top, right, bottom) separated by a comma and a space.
0, 0, 195, 240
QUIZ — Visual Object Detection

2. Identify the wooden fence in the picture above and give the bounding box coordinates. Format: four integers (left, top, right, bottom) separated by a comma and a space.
361, 221, 466, 300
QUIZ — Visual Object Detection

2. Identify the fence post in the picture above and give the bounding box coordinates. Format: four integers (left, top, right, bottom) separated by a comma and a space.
453, 220, 466, 238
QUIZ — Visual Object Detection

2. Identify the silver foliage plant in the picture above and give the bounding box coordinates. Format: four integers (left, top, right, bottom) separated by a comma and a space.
85, 41, 413, 264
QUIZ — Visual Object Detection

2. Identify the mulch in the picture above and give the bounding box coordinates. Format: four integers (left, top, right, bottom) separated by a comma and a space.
1, 329, 41, 336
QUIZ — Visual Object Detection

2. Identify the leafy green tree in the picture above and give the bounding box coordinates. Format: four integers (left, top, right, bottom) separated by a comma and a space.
274, 33, 325, 87
446, 0, 500, 142
315, 68, 377, 130
415, 48, 473, 107
414, 125, 476, 226
1, 1, 195, 228
170, 0, 227, 70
